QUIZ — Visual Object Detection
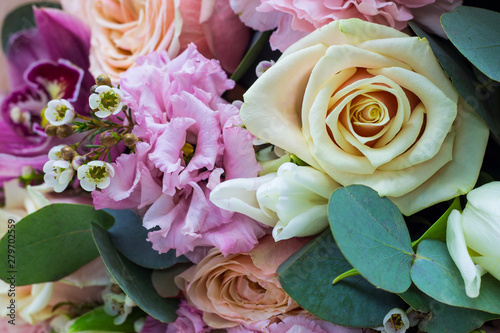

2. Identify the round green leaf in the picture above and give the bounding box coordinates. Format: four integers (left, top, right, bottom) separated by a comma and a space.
441, 6, 500, 82
329, 185, 414, 293
106, 209, 190, 269
278, 230, 407, 328
411, 239, 500, 314
68, 306, 145, 333
91, 223, 178, 323
0, 204, 114, 286
400, 285, 499, 333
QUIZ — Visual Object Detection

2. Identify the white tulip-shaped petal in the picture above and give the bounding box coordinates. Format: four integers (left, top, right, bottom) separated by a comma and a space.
446, 209, 486, 298
382, 308, 410, 333
209, 173, 279, 227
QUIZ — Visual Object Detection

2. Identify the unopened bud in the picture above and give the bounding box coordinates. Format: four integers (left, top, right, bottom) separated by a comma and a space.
96, 74, 112, 87
60, 146, 76, 161
90, 84, 98, 94
100, 132, 118, 147
110, 284, 122, 294
72, 155, 86, 170
123, 133, 138, 147
57, 124, 74, 138
45, 124, 58, 136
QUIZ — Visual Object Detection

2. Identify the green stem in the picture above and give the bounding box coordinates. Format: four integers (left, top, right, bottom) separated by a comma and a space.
332, 268, 360, 285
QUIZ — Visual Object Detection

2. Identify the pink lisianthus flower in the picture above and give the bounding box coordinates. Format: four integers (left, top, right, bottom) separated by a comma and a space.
230, 0, 461, 51
264, 315, 365, 333
93, 44, 268, 258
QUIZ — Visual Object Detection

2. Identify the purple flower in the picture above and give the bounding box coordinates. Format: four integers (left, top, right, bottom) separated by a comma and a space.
0, 8, 93, 185
93, 45, 268, 258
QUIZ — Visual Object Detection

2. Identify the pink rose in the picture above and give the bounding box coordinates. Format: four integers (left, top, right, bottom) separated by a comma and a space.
61, 0, 251, 81
175, 236, 310, 328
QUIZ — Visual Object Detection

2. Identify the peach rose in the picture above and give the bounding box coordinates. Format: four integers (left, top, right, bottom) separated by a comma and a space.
61, 0, 250, 81
240, 19, 489, 216
175, 236, 309, 328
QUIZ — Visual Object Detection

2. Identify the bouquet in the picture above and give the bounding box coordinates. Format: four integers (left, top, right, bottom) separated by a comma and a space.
1, 0, 500, 332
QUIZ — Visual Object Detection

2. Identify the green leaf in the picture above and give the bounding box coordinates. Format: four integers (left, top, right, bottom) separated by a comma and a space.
0, 204, 114, 286
277, 230, 407, 328
68, 306, 145, 333
409, 21, 500, 144
328, 185, 414, 293
411, 239, 500, 314
1, 2, 61, 53
105, 209, 190, 269
230, 30, 272, 83
441, 6, 500, 82
91, 223, 178, 323
400, 285, 499, 333
412, 197, 461, 249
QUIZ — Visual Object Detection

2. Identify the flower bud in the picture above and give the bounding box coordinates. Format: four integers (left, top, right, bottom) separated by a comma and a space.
123, 133, 138, 147
71, 155, 86, 170
56, 124, 74, 138
90, 84, 98, 94
60, 146, 76, 161
100, 132, 118, 147
45, 124, 58, 136
96, 74, 112, 87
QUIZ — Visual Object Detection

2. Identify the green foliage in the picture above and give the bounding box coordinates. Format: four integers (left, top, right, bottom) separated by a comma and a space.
400, 285, 499, 333
409, 21, 500, 144
329, 185, 414, 293
105, 209, 190, 269
277, 230, 407, 328
411, 197, 461, 249
411, 239, 500, 315
441, 6, 500, 82
230, 31, 273, 83
0, 204, 114, 285
91, 223, 179, 323
68, 306, 145, 333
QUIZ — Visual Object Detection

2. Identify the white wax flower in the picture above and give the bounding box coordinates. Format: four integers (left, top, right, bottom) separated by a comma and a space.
89, 85, 124, 118
45, 99, 75, 126
47, 145, 67, 161
77, 161, 115, 191
381, 308, 410, 333
210, 162, 340, 241
255, 60, 275, 77
43, 160, 74, 193
446, 181, 500, 298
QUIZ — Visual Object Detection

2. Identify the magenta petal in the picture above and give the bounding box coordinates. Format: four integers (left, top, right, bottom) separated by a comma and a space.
34, 8, 90, 69
6, 28, 50, 90
140, 316, 168, 333
25, 59, 84, 102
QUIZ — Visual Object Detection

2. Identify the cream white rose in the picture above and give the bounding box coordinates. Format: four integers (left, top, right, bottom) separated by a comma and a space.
210, 162, 340, 241
240, 19, 489, 215
446, 181, 500, 298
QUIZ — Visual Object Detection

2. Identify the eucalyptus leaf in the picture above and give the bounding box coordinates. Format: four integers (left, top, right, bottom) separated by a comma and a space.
1, 1, 61, 53
411, 239, 500, 314
68, 306, 145, 333
0, 204, 114, 286
230, 30, 272, 83
105, 209, 190, 269
411, 197, 461, 249
441, 6, 500, 82
409, 22, 500, 144
91, 223, 178, 323
278, 230, 407, 328
400, 285, 499, 333
329, 185, 414, 293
